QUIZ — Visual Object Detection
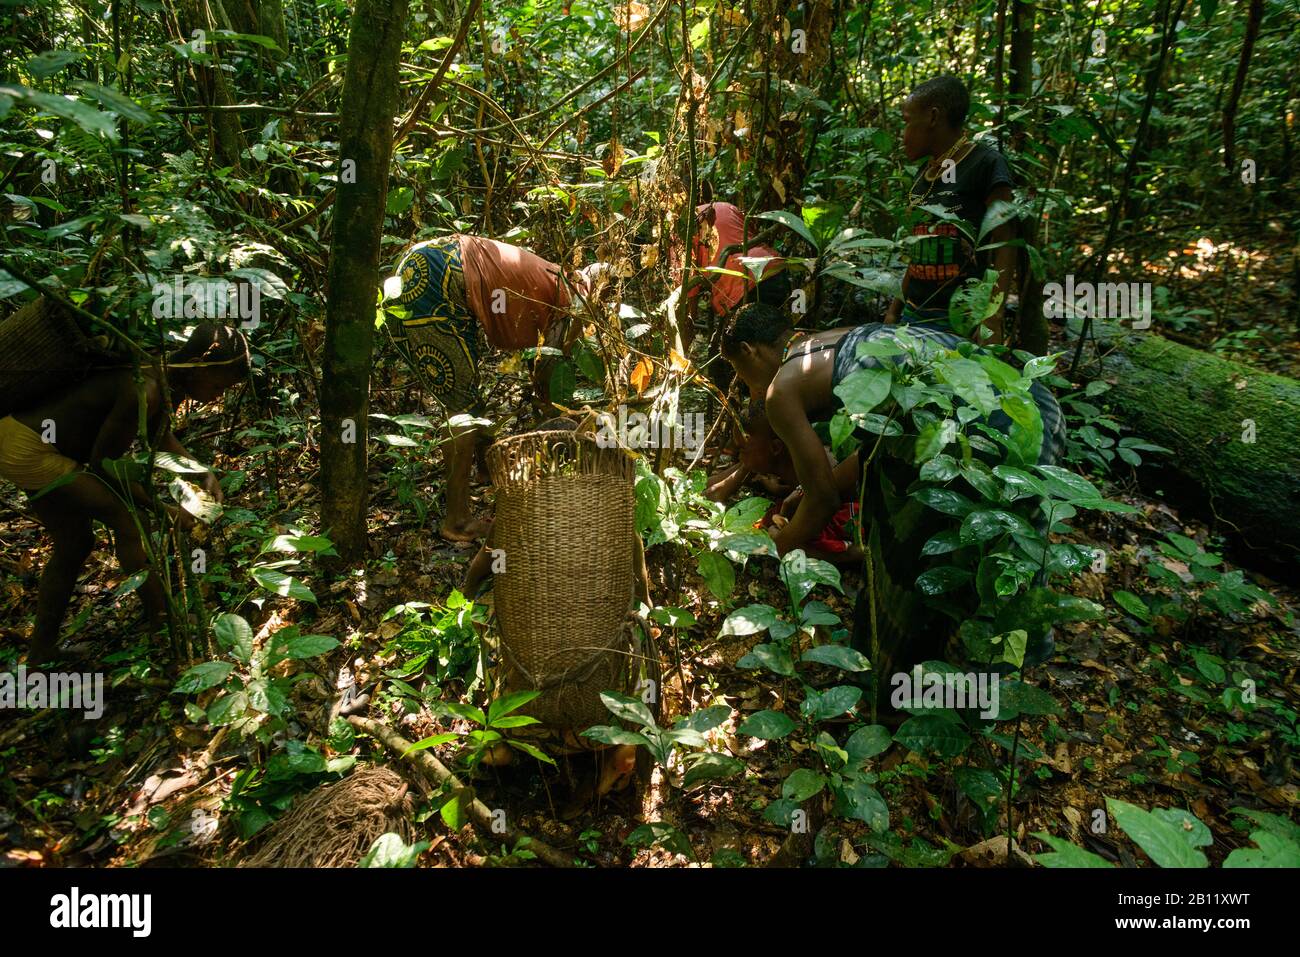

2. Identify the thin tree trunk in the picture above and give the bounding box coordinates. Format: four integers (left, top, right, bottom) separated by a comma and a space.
319, 0, 410, 560
1222, 0, 1264, 170
1008, 0, 1035, 153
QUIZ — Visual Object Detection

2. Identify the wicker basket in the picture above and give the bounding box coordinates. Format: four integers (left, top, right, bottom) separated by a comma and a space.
0, 296, 113, 417
486, 429, 649, 744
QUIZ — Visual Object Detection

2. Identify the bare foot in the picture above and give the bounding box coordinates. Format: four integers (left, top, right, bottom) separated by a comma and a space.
439, 515, 491, 543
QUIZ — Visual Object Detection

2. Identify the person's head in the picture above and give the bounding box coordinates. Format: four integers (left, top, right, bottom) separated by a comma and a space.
168, 323, 250, 402
720, 303, 793, 395
902, 75, 970, 161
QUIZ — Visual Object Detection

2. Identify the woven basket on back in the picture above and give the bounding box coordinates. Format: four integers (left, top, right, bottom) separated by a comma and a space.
0, 296, 113, 417
486, 429, 644, 741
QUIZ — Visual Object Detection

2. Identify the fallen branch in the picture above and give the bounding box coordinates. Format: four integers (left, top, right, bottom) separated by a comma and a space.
347, 715, 575, 868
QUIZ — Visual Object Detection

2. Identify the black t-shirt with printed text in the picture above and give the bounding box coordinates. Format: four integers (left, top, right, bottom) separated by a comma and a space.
904, 141, 1015, 320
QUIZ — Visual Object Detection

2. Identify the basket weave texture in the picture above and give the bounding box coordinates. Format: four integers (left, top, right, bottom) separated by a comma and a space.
0, 296, 111, 416
486, 429, 639, 733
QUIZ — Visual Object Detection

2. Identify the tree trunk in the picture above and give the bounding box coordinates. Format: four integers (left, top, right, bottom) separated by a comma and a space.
1008, 0, 1034, 153
1222, 0, 1264, 171
318, 0, 410, 561
1093, 324, 1300, 574
177, 0, 250, 170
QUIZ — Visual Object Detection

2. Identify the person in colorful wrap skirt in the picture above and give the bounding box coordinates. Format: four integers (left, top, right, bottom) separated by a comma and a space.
384, 234, 605, 542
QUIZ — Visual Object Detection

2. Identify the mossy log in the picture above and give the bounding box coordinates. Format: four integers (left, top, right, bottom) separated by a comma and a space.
1092, 323, 1300, 568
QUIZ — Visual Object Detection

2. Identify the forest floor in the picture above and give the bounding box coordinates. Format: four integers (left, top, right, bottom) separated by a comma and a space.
1, 236, 1297, 868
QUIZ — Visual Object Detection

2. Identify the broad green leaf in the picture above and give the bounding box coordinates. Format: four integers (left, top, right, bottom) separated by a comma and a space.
800, 644, 870, 672
893, 714, 971, 759
1031, 832, 1115, 868
845, 725, 893, 763
173, 661, 233, 694
682, 753, 745, 788
781, 768, 827, 802
1108, 798, 1209, 868
738, 710, 797, 740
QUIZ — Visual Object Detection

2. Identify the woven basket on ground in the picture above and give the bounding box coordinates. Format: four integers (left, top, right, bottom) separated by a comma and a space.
486, 429, 649, 746
0, 296, 114, 417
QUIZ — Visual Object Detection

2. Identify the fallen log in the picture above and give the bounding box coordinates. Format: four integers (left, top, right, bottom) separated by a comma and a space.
1088, 322, 1300, 573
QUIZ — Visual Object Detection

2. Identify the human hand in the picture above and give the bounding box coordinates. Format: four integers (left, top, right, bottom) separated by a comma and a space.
779, 486, 803, 518
201, 471, 224, 504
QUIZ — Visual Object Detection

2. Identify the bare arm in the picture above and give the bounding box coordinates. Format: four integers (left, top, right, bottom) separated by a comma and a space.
985, 184, 1016, 346
766, 389, 838, 556
705, 460, 752, 502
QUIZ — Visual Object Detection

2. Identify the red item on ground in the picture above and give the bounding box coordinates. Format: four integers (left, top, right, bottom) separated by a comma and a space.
758, 501, 859, 553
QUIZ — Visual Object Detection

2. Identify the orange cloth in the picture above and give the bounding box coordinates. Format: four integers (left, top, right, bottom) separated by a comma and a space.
457, 235, 573, 350
690, 202, 782, 315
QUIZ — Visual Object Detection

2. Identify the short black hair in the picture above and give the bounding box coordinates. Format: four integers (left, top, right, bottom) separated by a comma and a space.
721, 303, 791, 354
169, 323, 250, 370
910, 75, 970, 128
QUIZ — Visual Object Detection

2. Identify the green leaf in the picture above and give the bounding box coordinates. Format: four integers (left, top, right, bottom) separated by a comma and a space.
801, 685, 862, 720
206, 691, 247, 726
173, 661, 233, 694
153, 452, 210, 474
992, 465, 1048, 500
1031, 832, 1115, 868
834, 776, 890, 831
1223, 832, 1300, 868
781, 768, 827, 802
599, 691, 656, 728
251, 566, 316, 603
273, 632, 339, 660
912, 486, 976, 517
1113, 590, 1151, 622
113, 569, 149, 598
845, 725, 893, 764
736, 642, 795, 676
1150, 808, 1213, 849
682, 753, 745, 788
697, 551, 735, 600
72, 81, 154, 124
580, 726, 650, 748
488, 689, 541, 724
800, 643, 870, 672
213, 613, 253, 662
649, 606, 696, 628
1034, 464, 1102, 502
959, 509, 1034, 544
402, 733, 459, 756
915, 565, 972, 595
721, 604, 780, 636
674, 705, 732, 733
893, 715, 971, 759
954, 767, 1003, 825
358, 833, 429, 868
246, 678, 288, 716
738, 710, 797, 740
833, 367, 893, 416
1108, 798, 1209, 868
752, 209, 817, 248
26, 50, 83, 78
996, 680, 1062, 719
625, 822, 694, 859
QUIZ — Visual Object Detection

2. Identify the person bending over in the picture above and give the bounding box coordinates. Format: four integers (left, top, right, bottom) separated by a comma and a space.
0, 323, 249, 665
718, 304, 1064, 682
384, 235, 606, 542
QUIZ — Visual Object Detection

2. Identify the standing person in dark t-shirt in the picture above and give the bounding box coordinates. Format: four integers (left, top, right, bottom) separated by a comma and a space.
885, 75, 1017, 345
